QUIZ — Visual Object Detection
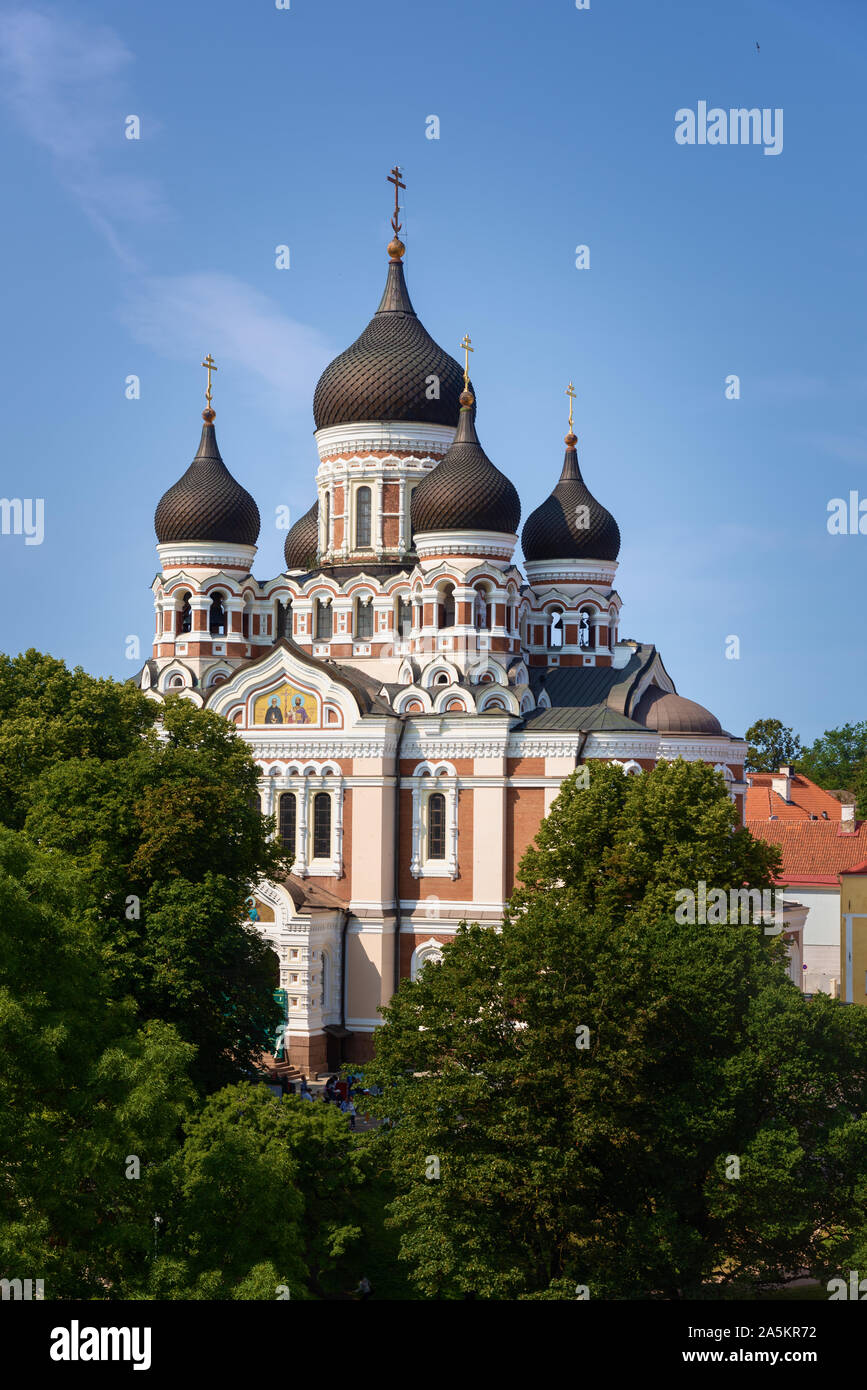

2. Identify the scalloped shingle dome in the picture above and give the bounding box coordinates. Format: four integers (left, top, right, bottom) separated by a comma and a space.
313, 258, 470, 430
284, 500, 318, 571
522, 437, 620, 563
634, 686, 722, 736
155, 417, 260, 546
411, 399, 521, 536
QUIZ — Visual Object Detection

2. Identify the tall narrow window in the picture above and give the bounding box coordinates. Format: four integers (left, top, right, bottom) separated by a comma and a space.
397, 596, 411, 637
209, 591, 227, 635
355, 486, 372, 548
313, 792, 332, 859
315, 599, 332, 640
276, 600, 292, 639
179, 592, 192, 633
428, 792, 446, 860
439, 585, 455, 629
356, 599, 373, 639
323, 490, 331, 551
550, 609, 564, 649
279, 792, 296, 856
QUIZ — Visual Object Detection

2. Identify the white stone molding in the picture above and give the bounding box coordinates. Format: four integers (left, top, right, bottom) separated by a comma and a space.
409, 762, 459, 880
314, 421, 455, 458
410, 937, 446, 980
414, 529, 517, 560
523, 558, 618, 586
157, 541, 257, 572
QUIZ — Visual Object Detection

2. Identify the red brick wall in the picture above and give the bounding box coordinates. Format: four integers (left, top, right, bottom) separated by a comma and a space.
506, 785, 546, 894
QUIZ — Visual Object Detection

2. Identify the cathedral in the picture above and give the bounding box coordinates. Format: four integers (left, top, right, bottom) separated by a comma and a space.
137, 175, 747, 1069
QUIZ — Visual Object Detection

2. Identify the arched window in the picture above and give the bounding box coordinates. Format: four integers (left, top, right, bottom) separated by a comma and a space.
355, 486, 372, 548
396, 596, 412, 637
439, 584, 455, 629
279, 792, 296, 855
579, 608, 594, 650
549, 609, 564, 649
355, 598, 373, 639
315, 599, 332, 640
179, 592, 192, 634
209, 591, 227, 636
323, 490, 331, 550
428, 792, 446, 860
276, 599, 292, 639
435, 671, 449, 686
242, 603, 251, 639
474, 588, 488, 630
313, 792, 332, 859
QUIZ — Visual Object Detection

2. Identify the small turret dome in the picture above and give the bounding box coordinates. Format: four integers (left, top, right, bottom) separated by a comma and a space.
522, 434, 619, 563
411, 392, 520, 536
634, 686, 722, 736
284, 500, 319, 571
155, 414, 260, 547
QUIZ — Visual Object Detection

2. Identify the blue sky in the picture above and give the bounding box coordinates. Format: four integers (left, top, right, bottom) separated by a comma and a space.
0, 0, 864, 743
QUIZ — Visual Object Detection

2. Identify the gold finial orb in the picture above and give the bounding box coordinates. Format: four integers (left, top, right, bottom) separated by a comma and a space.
388, 236, 405, 261
460, 387, 475, 408
203, 408, 216, 423
565, 430, 577, 446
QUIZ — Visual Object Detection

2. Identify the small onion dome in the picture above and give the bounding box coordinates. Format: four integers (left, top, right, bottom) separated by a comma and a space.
634, 686, 723, 736
521, 434, 620, 563
411, 391, 521, 536
155, 413, 260, 546
313, 256, 471, 430
284, 500, 319, 571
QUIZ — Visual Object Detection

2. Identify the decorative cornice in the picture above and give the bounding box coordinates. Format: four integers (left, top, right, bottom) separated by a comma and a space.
314, 420, 456, 459
524, 559, 618, 586
414, 529, 517, 559
247, 738, 398, 759
157, 541, 257, 571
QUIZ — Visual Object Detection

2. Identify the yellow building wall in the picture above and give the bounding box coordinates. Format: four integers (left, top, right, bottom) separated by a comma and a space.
840, 873, 867, 1005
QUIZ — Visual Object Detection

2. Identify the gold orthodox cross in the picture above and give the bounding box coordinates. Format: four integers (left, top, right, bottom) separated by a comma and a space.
566, 380, 576, 433
202, 354, 218, 410
461, 333, 473, 390
388, 166, 405, 235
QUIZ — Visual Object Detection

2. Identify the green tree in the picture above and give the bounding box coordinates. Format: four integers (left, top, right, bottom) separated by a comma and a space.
151, 1083, 369, 1299
799, 720, 867, 803
0, 829, 196, 1298
361, 760, 850, 1299
745, 718, 802, 774
0, 654, 288, 1091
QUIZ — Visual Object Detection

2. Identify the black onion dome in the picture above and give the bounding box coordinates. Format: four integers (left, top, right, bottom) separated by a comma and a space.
284, 500, 319, 571
521, 436, 620, 562
411, 398, 521, 536
155, 417, 260, 546
313, 257, 471, 429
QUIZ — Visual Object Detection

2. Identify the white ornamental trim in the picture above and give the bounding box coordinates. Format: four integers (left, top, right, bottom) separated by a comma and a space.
314, 420, 456, 457
414, 529, 517, 559
247, 739, 398, 759
157, 541, 257, 571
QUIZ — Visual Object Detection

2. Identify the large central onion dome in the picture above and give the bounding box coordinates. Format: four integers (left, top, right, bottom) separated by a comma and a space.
313, 246, 470, 430
522, 430, 620, 563
284, 499, 319, 571
155, 412, 260, 546
411, 389, 521, 536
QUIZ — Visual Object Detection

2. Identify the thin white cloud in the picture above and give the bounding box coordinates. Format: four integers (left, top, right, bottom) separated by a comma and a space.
121, 272, 334, 410
0, 5, 165, 262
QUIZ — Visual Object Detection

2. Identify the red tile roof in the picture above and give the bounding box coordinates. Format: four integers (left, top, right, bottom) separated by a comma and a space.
746, 819, 867, 885
745, 773, 844, 823
840, 858, 867, 877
